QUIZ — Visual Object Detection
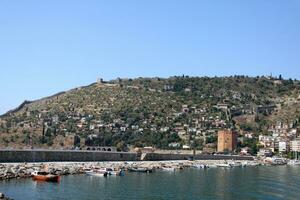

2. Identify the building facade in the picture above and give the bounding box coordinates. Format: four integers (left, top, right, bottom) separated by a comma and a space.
217, 130, 237, 152
279, 141, 288, 153
290, 139, 300, 152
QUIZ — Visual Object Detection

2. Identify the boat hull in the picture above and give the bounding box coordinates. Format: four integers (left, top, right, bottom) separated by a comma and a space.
32, 175, 60, 182
161, 167, 176, 172
86, 171, 108, 177
129, 168, 153, 173
216, 164, 232, 168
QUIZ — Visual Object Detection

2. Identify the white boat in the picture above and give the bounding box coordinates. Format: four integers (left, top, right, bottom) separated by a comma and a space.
288, 160, 300, 166
111, 170, 125, 176
270, 157, 287, 165
207, 164, 217, 168
248, 162, 260, 167
129, 167, 153, 173
216, 163, 233, 168
98, 168, 125, 176
228, 161, 243, 167
161, 167, 176, 172
86, 170, 108, 177
193, 164, 207, 169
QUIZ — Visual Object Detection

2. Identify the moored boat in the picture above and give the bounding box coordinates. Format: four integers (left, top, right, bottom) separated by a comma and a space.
99, 168, 125, 176
193, 164, 207, 169
85, 170, 108, 177
129, 167, 153, 173
207, 164, 217, 168
265, 157, 287, 165
216, 163, 233, 168
227, 161, 243, 167
161, 167, 176, 172
31, 171, 60, 182
288, 160, 300, 166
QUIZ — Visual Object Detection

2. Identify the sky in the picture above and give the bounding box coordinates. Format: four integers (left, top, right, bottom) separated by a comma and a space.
0, 0, 300, 114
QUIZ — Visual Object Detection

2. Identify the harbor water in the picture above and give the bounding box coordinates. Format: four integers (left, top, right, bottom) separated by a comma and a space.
1, 166, 300, 200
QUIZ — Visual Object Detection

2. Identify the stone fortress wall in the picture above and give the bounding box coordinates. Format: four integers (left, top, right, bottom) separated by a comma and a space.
0, 150, 254, 163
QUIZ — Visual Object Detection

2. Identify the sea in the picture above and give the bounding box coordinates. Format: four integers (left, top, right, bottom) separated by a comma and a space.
1, 166, 300, 200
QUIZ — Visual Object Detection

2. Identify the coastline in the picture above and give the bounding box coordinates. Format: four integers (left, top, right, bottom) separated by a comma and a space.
1, 160, 299, 200
0, 159, 265, 181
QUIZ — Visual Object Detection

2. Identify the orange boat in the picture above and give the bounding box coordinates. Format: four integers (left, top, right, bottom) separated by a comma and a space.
31, 171, 60, 182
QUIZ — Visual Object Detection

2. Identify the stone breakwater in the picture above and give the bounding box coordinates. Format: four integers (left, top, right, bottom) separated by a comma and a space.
0, 160, 258, 181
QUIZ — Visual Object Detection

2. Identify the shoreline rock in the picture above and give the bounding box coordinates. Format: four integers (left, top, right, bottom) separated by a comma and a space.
0, 159, 264, 181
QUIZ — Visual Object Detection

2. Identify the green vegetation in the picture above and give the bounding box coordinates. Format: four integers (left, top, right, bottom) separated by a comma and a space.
0, 76, 299, 150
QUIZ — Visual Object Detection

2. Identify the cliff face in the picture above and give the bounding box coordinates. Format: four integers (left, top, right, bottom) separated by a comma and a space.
0, 76, 299, 149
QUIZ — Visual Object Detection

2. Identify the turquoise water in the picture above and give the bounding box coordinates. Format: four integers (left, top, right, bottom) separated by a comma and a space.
1, 166, 300, 200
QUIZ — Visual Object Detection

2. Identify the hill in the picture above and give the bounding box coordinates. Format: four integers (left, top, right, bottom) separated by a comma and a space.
0, 75, 299, 151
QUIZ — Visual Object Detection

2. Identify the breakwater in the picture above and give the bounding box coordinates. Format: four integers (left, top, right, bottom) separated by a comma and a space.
0, 160, 257, 181
0, 150, 254, 163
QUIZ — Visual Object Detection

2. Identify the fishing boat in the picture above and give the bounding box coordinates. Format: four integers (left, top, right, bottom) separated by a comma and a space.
265, 157, 287, 165
248, 162, 260, 167
193, 164, 207, 169
85, 170, 108, 177
99, 168, 125, 176
288, 160, 300, 166
161, 167, 176, 172
31, 171, 60, 182
216, 163, 233, 168
227, 161, 243, 167
129, 167, 153, 173
207, 164, 217, 168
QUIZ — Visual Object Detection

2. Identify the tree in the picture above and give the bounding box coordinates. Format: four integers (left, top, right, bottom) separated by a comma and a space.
206, 135, 217, 144
74, 135, 81, 146
23, 133, 31, 145
39, 135, 47, 144
45, 128, 52, 137
116, 141, 127, 151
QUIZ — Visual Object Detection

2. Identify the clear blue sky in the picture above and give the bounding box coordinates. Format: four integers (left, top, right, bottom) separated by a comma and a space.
0, 0, 299, 114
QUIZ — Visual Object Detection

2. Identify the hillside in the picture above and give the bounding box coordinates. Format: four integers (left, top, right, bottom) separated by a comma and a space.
0, 76, 299, 151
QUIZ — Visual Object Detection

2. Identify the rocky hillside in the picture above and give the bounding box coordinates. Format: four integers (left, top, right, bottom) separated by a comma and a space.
0, 76, 299, 150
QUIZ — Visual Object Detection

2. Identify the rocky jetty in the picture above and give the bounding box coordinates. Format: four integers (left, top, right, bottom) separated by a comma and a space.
0, 160, 261, 181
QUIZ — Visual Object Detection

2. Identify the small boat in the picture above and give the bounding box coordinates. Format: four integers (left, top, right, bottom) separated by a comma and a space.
31, 171, 60, 182
161, 167, 176, 172
216, 163, 233, 168
228, 161, 243, 167
248, 162, 260, 167
193, 164, 207, 169
207, 164, 217, 168
99, 168, 125, 176
268, 157, 287, 165
129, 167, 153, 173
288, 160, 300, 166
85, 170, 108, 177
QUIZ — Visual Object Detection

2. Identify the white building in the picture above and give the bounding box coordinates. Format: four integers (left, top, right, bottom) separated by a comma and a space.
290, 139, 300, 152
279, 141, 287, 152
